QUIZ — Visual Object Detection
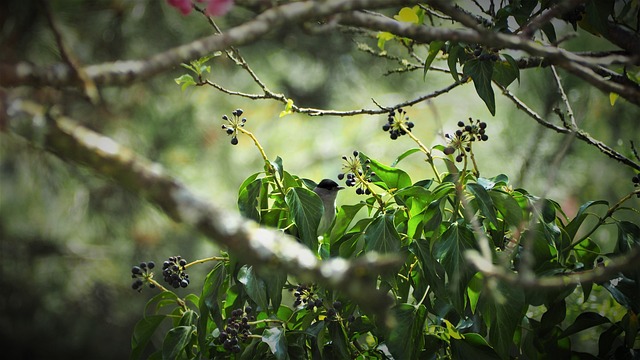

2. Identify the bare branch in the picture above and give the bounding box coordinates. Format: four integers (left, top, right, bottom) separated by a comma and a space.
519, 0, 587, 38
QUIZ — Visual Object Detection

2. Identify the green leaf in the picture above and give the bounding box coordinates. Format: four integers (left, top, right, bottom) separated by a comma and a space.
434, 221, 477, 311
424, 41, 444, 80
261, 268, 287, 312
386, 304, 428, 360
480, 280, 526, 359
285, 187, 323, 250
559, 312, 610, 339
130, 315, 166, 360
330, 203, 366, 243
447, 43, 461, 82
540, 300, 566, 332
237, 265, 269, 311
162, 325, 194, 360
328, 321, 351, 359
145, 291, 180, 316
492, 55, 519, 87
200, 262, 227, 331
616, 220, 640, 254
467, 272, 483, 314
490, 191, 523, 228
174, 74, 196, 91
564, 200, 608, 239
392, 147, 422, 167
467, 182, 499, 228
359, 152, 412, 191
451, 333, 501, 360
262, 327, 289, 360
463, 59, 495, 115
600, 273, 640, 313
364, 213, 401, 253
238, 177, 263, 222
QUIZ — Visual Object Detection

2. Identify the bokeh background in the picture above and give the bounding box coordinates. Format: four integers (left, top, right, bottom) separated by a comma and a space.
1, 0, 638, 358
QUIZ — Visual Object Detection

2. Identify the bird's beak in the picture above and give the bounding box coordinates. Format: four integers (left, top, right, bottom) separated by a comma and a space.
337, 186, 345, 190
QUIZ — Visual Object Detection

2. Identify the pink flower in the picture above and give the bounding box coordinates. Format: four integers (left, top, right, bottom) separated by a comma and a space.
205, 0, 234, 17
167, 0, 192, 15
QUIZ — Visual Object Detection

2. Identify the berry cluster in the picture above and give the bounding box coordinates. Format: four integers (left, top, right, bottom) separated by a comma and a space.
382, 108, 414, 140
162, 256, 190, 289
131, 261, 156, 292
337, 151, 376, 195
218, 307, 254, 353
473, 45, 500, 62
444, 118, 488, 162
326, 300, 342, 319
292, 284, 323, 310
221, 109, 246, 145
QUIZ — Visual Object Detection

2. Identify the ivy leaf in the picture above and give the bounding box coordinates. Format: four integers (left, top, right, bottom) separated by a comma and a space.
489, 191, 523, 228
463, 59, 496, 115
480, 280, 526, 359
131, 315, 166, 360
447, 43, 462, 82
424, 41, 444, 80
386, 304, 428, 360
330, 203, 366, 243
262, 327, 289, 360
162, 325, 195, 360
285, 187, 323, 251
451, 333, 501, 359
237, 265, 269, 311
364, 213, 401, 254
564, 200, 608, 239
391, 147, 421, 167
238, 177, 263, 222
327, 321, 350, 359
359, 152, 412, 191
467, 182, 499, 228
433, 221, 477, 311
615, 221, 640, 254
492, 55, 519, 88
200, 262, 227, 331
559, 312, 610, 339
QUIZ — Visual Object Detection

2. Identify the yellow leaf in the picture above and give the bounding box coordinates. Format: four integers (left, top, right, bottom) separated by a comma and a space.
609, 92, 619, 106
394, 7, 419, 24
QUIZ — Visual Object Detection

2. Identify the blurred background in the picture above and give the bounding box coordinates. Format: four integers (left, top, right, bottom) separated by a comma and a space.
1, 0, 638, 358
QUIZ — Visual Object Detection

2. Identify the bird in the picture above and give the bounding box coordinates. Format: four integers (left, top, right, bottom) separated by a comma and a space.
313, 179, 344, 236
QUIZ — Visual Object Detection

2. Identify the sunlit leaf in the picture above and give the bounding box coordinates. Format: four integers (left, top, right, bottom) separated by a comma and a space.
237, 265, 269, 310
262, 327, 289, 360
394, 7, 420, 23
391, 147, 421, 167
364, 213, 401, 253
359, 152, 412, 191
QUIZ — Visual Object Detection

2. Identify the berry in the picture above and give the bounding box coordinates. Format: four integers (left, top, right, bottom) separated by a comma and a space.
230, 137, 238, 145
147, 261, 155, 269
131, 266, 142, 275
332, 301, 342, 310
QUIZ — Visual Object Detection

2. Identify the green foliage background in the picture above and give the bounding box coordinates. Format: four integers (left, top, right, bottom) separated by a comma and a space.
1, 0, 638, 358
